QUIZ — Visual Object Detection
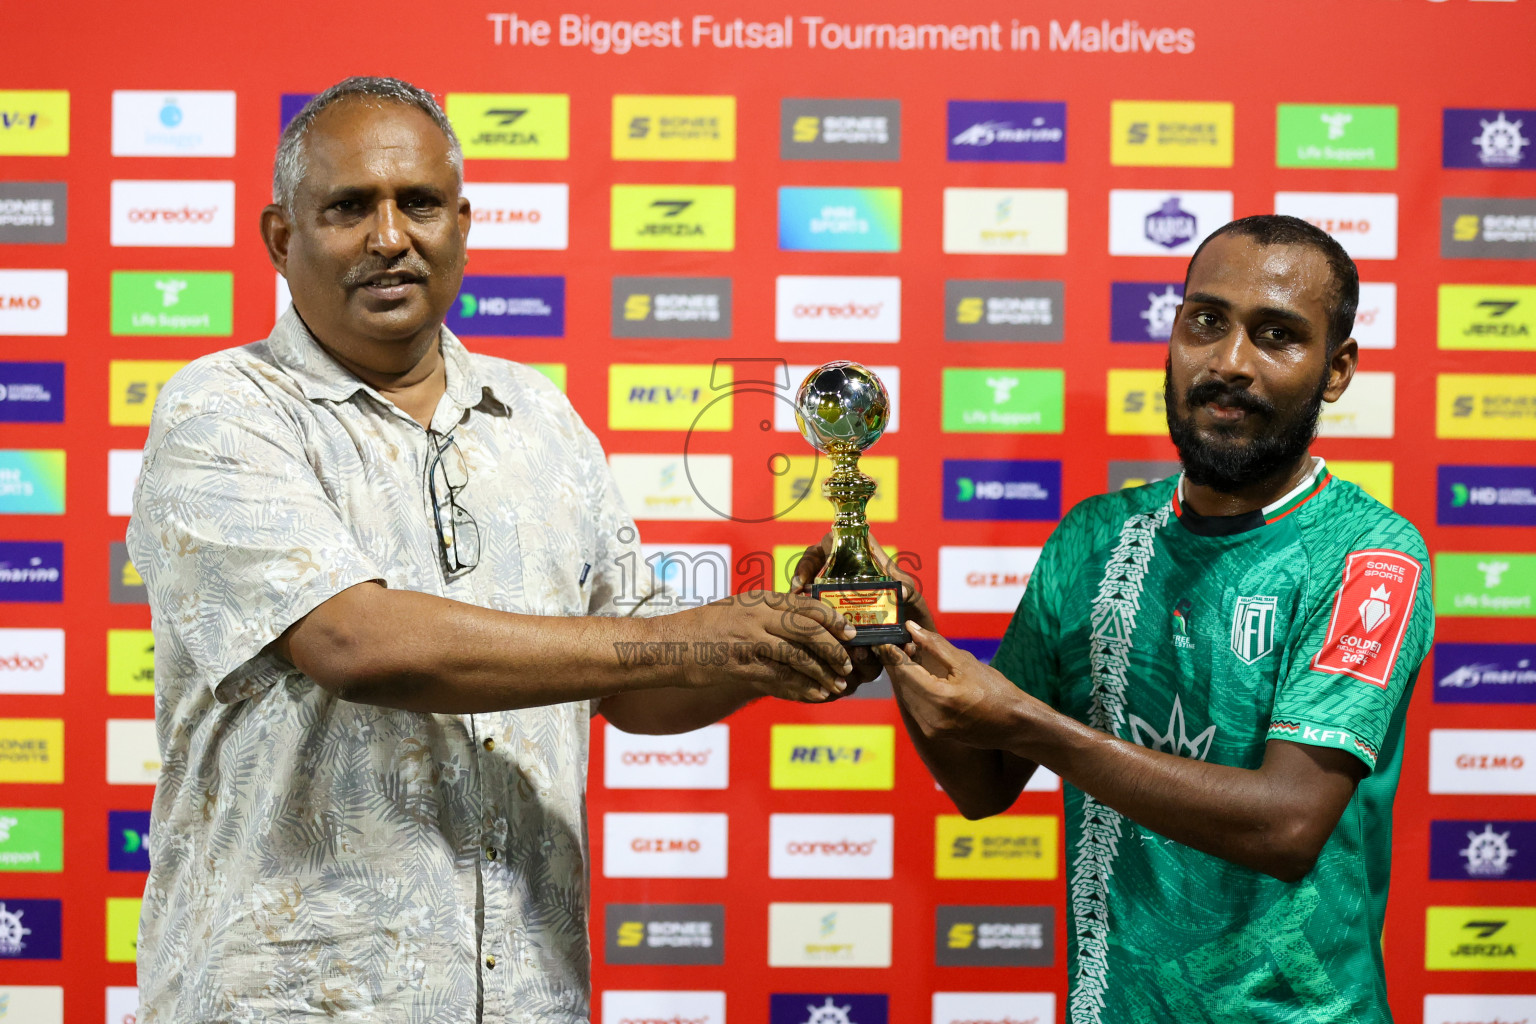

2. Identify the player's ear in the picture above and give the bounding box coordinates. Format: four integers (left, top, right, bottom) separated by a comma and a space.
1322, 338, 1358, 404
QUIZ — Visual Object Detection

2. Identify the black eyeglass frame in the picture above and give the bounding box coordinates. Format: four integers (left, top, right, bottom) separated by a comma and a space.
425, 429, 481, 579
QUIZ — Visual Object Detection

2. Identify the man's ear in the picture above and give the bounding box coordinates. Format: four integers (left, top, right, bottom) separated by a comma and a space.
260, 203, 291, 276
1322, 337, 1358, 403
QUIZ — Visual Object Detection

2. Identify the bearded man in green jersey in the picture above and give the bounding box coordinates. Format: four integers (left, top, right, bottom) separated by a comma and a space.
856, 215, 1429, 1023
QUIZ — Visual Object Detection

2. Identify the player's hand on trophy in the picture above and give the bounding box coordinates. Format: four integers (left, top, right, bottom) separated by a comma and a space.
672, 591, 859, 703
876, 622, 1044, 750
790, 530, 936, 634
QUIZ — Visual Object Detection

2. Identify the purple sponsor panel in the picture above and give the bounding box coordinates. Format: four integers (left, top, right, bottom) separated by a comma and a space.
0, 542, 63, 603
1430, 820, 1536, 880
942, 459, 1061, 521
951, 638, 1002, 664
1433, 642, 1536, 704
1110, 282, 1183, 342
446, 275, 565, 337
947, 101, 1066, 163
0, 362, 64, 423
108, 810, 152, 873
280, 93, 315, 130
0, 897, 61, 959
1438, 465, 1536, 526
772, 994, 887, 1024
1443, 108, 1534, 170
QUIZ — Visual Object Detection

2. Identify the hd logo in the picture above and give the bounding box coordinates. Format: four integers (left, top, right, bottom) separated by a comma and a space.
446, 276, 564, 337
770, 725, 894, 790
611, 185, 735, 251
781, 99, 900, 161
612, 95, 735, 161
935, 905, 1054, 967
935, 814, 1057, 879
1438, 285, 1536, 351
444, 94, 569, 159
611, 277, 731, 339
605, 903, 724, 965
944, 280, 1063, 342
107, 810, 152, 872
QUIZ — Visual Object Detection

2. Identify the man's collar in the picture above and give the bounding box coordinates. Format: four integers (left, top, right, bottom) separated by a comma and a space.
266, 305, 509, 412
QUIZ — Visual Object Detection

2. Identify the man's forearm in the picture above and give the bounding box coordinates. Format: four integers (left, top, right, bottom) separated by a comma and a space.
897, 700, 1033, 819
599, 681, 762, 735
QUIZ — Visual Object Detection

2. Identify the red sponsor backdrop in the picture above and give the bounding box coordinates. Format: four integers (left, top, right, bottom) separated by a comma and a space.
3, 0, 1535, 1020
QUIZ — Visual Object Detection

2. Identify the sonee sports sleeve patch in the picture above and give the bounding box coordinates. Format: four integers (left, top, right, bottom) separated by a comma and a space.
1309, 549, 1424, 687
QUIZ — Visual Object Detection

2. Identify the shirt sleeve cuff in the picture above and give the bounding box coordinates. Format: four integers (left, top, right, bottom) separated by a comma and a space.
1267, 717, 1379, 770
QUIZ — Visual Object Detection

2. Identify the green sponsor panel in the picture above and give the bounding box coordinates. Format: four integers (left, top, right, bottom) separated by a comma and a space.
1435, 553, 1536, 617
1276, 104, 1397, 169
0, 808, 63, 871
941, 368, 1064, 433
528, 363, 566, 391
111, 271, 233, 336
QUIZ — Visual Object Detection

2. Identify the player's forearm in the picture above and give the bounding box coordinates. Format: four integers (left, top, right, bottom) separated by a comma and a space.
898, 699, 1032, 819
281, 582, 694, 713
1011, 711, 1318, 881
600, 682, 762, 735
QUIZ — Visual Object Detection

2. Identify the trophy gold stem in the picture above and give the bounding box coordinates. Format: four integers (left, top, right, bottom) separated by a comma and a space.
817, 450, 884, 582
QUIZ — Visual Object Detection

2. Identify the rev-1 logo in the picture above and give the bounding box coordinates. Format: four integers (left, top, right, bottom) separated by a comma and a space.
788, 746, 864, 764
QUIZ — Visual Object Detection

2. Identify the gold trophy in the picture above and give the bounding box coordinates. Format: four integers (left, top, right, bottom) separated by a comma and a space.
794, 361, 910, 647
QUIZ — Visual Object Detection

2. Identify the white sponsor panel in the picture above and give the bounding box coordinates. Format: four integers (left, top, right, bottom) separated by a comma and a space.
768, 901, 893, 967
601, 989, 725, 1024
0, 628, 64, 696
1108, 190, 1234, 257
276, 273, 291, 323
1353, 282, 1396, 350
942, 188, 1069, 255
1318, 371, 1394, 439
1025, 767, 1061, 792
604, 723, 729, 790
1424, 994, 1536, 1024
107, 718, 161, 785
769, 813, 893, 879
603, 812, 728, 878
609, 454, 731, 522
0, 987, 64, 1024
1430, 729, 1536, 794
0, 269, 67, 336
463, 182, 569, 250
110, 180, 235, 247
106, 986, 140, 1024
112, 90, 237, 157
109, 449, 144, 517
775, 276, 901, 342
932, 992, 1056, 1024
1274, 191, 1399, 260
938, 546, 1041, 613
639, 543, 732, 606
776, 365, 901, 434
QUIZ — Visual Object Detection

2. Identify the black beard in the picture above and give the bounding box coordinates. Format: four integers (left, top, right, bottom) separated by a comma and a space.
1164, 360, 1327, 493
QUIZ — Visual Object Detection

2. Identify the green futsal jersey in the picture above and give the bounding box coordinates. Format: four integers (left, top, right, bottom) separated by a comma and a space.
993, 460, 1433, 1024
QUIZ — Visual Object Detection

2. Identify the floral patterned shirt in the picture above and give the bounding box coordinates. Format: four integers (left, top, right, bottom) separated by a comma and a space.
127, 308, 654, 1023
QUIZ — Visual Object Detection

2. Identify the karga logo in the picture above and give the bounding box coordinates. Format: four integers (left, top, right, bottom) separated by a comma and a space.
1145, 197, 1196, 249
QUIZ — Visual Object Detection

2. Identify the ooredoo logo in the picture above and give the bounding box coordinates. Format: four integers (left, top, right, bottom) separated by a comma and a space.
0, 630, 63, 696
110, 180, 234, 248
775, 276, 900, 342
600, 990, 723, 1024
603, 812, 727, 878
769, 814, 893, 879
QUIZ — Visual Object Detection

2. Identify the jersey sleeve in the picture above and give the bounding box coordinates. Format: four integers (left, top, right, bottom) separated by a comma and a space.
1268, 538, 1434, 771
992, 505, 1085, 708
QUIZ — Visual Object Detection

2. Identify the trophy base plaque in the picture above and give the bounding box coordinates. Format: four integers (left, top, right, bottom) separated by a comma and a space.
810, 579, 911, 647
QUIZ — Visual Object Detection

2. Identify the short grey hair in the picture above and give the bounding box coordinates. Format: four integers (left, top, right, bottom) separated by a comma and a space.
272, 76, 463, 211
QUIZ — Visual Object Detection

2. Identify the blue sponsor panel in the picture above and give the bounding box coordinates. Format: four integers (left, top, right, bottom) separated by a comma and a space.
1430, 820, 1536, 880
771, 994, 888, 1024
1433, 642, 1536, 704
0, 897, 61, 959
0, 362, 64, 423
280, 93, 316, 131
108, 810, 152, 873
0, 541, 62, 602
942, 460, 1061, 521
446, 275, 565, 337
1110, 282, 1183, 342
951, 638, 1002, 664
777, 187, 901, 253
1443, 108, 1534, 171
947, 101, 1066, 163
1438, 465, 1536, 526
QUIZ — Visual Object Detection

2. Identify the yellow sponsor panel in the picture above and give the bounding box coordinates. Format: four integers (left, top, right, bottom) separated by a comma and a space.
109, 360, 186, 426
776, 456, 897, 523
1437, 374, 1536, 440
1328, 461, 1393, 509
612, 95, 736, 161
1438, 285, 1536, 352
0, 91, 70, 156
107, 629, 156, 696
1426, 906, 1536, 971
936, 814, 1057, 880
616, 920, 645, 947
1107, 369, 1168, 436
106, 897, 142, 963
769, 543, 900, 593
0, 719, 63, 783
609, 363, 730, 431
771, 725, 895, 790
1111, 100, 1234, 167
444, 93, 568, 160
611, 185, 735, 251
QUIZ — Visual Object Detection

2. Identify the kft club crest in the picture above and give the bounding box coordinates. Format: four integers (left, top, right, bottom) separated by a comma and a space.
1230, 595, 1278, 664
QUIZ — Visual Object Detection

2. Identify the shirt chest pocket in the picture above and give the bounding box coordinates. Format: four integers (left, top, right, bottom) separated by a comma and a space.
512, 497, 594, 616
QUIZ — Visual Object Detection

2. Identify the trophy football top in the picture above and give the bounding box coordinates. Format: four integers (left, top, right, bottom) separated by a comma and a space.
793, 361, 891, 456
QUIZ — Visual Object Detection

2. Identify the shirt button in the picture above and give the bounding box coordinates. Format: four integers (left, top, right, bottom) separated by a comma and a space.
486, 847, 498, 861
482, 738, 495, 751
485, 954, 496, 969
